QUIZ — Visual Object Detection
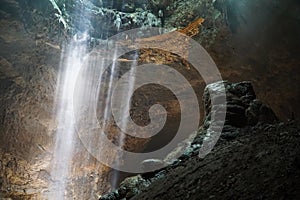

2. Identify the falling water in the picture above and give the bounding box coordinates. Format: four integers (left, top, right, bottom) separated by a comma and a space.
110, 52, 138, 189
48, 38, 88, 199
47, 0, 155, 198
47, 0, 93, 198
102, 48, 119, 129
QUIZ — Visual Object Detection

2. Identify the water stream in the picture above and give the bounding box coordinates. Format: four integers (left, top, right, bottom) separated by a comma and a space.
48, 1, 146, 198
48, 39, 88, 199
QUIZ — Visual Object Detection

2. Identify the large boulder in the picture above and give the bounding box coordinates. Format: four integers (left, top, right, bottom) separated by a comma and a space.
202, 81, 277, 141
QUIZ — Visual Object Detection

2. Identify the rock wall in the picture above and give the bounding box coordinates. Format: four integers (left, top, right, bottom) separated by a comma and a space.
0, 1, 196, 198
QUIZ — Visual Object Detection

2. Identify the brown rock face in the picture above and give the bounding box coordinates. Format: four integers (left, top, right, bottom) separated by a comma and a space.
0, 4, 57, 197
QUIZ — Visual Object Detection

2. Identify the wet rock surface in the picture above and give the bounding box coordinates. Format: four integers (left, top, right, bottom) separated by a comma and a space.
100, 81, 299, 200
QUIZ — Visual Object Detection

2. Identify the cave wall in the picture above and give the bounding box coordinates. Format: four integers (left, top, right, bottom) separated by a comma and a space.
0, 1, 111, 198
0, 0, 168, 198
0, 0, 299, 198
208, 0, 300, 120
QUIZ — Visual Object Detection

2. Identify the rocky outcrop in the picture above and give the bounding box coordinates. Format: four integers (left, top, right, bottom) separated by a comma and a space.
99, 81, 285, 200
202, 81, 277, 140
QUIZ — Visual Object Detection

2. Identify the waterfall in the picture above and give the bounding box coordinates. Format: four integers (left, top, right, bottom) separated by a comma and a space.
46, 1, 158, 198
48, 39, 88, 199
